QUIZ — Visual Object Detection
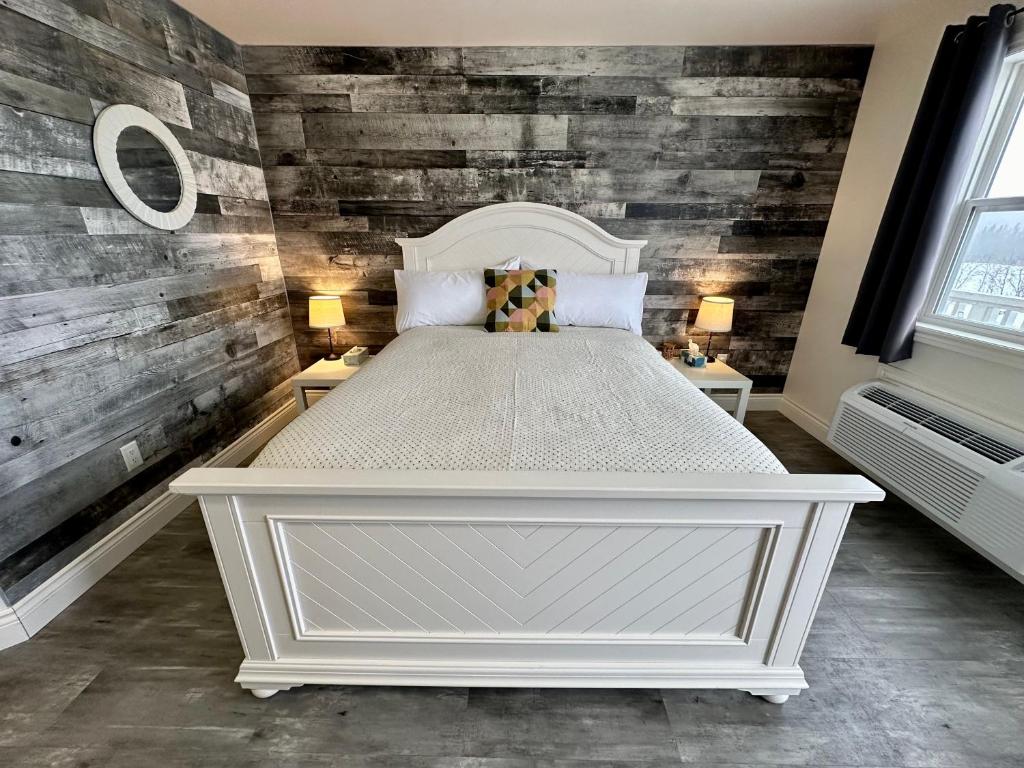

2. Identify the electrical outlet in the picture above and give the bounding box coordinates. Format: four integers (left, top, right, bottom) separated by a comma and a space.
120, 440, 144, 471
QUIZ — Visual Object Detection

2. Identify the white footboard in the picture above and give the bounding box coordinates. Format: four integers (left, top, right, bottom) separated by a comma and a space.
170, 469, 882, 703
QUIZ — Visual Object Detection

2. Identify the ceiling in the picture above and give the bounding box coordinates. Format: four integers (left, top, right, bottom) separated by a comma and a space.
176, 0, 919, 47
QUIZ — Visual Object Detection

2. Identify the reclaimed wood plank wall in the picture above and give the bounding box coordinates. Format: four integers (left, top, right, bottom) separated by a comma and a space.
0, 0, 299, 602
245, 46, 870, 386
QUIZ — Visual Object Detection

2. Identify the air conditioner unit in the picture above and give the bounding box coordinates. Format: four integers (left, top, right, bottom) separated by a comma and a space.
829, 380, 1024, 583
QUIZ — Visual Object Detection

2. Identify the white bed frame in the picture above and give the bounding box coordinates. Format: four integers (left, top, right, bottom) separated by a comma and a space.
171, 202, 883, 703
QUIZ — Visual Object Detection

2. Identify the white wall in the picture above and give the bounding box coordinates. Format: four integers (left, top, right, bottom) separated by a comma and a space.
181, 0, 894, 46
782, 0, 1006, 439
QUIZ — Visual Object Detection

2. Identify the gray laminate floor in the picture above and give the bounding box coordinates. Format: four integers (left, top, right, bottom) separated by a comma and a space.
2, 413, 1022, 767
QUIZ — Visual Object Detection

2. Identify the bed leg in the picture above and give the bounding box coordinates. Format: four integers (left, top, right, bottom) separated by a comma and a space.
249, 688, 280, 699
744, 688, 799, 704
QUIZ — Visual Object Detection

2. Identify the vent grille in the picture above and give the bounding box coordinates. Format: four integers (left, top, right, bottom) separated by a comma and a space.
961, 482, 1024, 570
859, 386, 1024, 465
831, 405, 983, 524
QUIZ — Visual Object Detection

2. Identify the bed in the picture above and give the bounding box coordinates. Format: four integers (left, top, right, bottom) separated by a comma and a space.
171, 202, 883, 703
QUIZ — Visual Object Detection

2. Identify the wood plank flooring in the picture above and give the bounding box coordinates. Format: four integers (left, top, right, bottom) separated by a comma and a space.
1, 413, 1022, 767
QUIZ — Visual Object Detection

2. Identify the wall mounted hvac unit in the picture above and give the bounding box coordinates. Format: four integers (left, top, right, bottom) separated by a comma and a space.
829, 381, 1024, 583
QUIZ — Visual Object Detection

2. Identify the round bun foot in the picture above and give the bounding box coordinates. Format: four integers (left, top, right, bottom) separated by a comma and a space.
761, 694, 789, 705
250, 688, 279, 699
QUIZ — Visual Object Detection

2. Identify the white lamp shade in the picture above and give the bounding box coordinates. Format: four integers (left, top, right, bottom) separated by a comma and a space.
694, 296, 734, 333
308, 295, 345, 328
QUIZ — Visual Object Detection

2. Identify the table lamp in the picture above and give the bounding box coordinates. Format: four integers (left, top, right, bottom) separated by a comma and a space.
308, 295, 345, 360
694, 296, 733, 362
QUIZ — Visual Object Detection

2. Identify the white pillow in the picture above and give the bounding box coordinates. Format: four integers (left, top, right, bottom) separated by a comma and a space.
394, 260, 519, 333
551, 271, 649, 335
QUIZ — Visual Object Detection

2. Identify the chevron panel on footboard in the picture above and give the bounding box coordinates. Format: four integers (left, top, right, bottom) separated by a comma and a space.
275, 520, 768, 639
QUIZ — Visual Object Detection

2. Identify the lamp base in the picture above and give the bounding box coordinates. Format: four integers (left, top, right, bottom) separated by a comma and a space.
323, 327, 341, 361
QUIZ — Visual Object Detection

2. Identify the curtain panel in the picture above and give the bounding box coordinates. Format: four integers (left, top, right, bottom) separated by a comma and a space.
843, 4, 1015, 362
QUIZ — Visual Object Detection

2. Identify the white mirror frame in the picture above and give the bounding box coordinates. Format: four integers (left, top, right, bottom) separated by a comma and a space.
93, 104, 198, 231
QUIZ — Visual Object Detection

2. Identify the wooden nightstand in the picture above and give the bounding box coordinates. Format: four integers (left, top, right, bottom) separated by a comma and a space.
669, 358, 753, 423
291, 358, 369, 413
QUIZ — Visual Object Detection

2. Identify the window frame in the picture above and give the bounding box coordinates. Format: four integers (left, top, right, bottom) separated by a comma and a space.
921, 49, 1024, 345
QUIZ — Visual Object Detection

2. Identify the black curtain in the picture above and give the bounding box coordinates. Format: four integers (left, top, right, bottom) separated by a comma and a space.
843, 4, 1015, 362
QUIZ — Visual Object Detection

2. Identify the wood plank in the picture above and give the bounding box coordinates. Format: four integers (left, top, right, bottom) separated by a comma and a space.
105, 1, 169, 50
263, 166, 759, 204
218, 197, 272, 217
659, 96, 841, 117
78, 207, 275, 235
461, 47, 688, 76
0, 233, 280, 274
250, 94, 352, 113
300, 113, 569, 151
680, 46, 872, 79
245, 73, 472, 95
567, 115, 853, 152
186, 152, 270, 201
0, 68, 95, 123
0, 265, 265, 330
0, 170, 117, 207
538, 75, 866, 98
0, 105, 97, 180
0, 203, 86, 235
242, 46, 463, 75
266, 148, 466, 168
211, 78, 252, 112
345, 93, 638, 115
272, 215, 370, 233
253, 112, 304, 148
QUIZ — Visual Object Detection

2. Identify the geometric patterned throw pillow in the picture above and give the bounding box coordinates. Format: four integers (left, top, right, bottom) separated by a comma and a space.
484, 269, 559, 332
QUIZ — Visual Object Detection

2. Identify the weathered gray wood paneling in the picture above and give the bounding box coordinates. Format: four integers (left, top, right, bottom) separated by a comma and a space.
0, 0, 299, 601
247, 44, 869, 386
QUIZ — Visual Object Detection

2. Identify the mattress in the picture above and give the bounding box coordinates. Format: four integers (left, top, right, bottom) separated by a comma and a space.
254, 326, 786, 474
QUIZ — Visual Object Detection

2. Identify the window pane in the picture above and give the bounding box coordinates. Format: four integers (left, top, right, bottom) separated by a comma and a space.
935, 209, 1024, 333
987, 103, 1024, 198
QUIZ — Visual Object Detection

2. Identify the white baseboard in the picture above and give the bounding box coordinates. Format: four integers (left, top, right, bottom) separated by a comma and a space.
708, 393, 782, 412
778, 396, 831, 444
12, 488, 191, 637
5, 399, 297, 648
0, 606, 30, 651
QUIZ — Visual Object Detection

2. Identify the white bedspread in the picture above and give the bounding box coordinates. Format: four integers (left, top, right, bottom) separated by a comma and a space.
254, 327, 785, 474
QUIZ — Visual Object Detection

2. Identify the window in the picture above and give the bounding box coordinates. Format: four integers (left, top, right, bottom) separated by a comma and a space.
925, 53, 1024, 342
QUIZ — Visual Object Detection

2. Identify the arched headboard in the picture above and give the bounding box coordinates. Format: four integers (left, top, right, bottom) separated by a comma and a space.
396, 202, 646, 274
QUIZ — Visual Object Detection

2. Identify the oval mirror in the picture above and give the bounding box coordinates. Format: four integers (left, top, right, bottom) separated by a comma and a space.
93, 104, 197, 231
116, 126, 182, 213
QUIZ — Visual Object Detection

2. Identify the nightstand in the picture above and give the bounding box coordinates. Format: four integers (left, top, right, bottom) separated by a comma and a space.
669, 358, 752, 423
291, 358, 369, 413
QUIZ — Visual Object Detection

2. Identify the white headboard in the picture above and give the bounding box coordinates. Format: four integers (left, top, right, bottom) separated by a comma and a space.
395, 202, 646, 274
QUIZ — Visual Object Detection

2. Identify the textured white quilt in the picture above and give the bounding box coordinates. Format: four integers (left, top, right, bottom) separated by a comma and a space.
254, 326, 785, 474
